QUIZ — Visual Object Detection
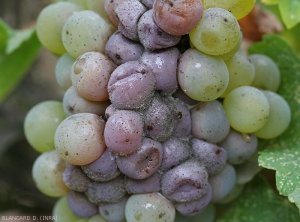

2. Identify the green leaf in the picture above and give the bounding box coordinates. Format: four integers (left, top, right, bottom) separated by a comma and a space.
6, 27, 35, 54
0, 31, 41, 103
215, 176, 300, 222
260, 0, 300, 29
279, 0, 300, 29
0, 18, 13, 53
248, 34, 300, 209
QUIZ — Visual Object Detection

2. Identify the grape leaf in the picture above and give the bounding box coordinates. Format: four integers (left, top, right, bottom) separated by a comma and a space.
248, 34, 300, 209
279, 0, 300, 29
0, 18, 13, 53
261, 0, 300, 29
215, 176, 300, 222
0, 30, 41, 103
6, 27, 35, 54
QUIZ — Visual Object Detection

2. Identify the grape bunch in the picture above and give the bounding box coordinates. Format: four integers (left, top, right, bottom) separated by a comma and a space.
23, 0, 292, 221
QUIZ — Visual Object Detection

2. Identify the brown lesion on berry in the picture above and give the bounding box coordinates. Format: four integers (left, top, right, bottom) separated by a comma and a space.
168, 1, 174, 7
146, 125, 153, 131
159, 212, 166, 218
215, 148, 221, 155
67, 106, 74, 113
115, 53, 122, 60
175, 111, 183, 119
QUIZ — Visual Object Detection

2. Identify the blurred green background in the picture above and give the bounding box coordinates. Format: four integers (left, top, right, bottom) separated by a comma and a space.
0, 0, 64, 218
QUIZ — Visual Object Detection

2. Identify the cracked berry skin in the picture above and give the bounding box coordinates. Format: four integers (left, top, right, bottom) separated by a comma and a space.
175, 183, 212, 216
108, 60, 156, 110
116, 137, 163, 180
161, 159, 209, 203
115, 0, 147, 41
140, 47, 180, 95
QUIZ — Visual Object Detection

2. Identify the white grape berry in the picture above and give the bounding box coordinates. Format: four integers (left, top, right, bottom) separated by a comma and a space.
125, 193, 175, 222
54, 113, 106, 165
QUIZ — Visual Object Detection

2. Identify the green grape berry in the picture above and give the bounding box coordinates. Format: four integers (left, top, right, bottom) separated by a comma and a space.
189, 8, 240, 56
36, 2, 83, 55
223, 86, 270, 133
24, 100, 66, 153
249, 54, 281, 92
255, 90, 291, 139
177, 48, 229, 101
203, 0, 256, 20
221, 51, 255, 97
32, 150, 69, 197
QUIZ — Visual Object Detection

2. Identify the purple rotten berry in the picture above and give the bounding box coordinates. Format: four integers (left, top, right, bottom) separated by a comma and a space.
114, 0, 147, 41
67, 191, 98, 218
159, 137, 191, 172
175, 183, 212, 216
191, 137, 227, 176
104, 109, 144, 156
124, 172, 161, 194
105, 31, 144, 65
63, 163, 91, 192
85, 175, 126, 204
81, 148, 120, 182
138, 9, 181, 50
143, 94, 177, 142
218, 128, 258, 165
116, 137, 163, 180
140, 47, 180, 95
108, 60, 156, 110
209, 163, 237, 203
141, 0, 154, 9
99, 195, 129, 222
172, 98, 192, 137
161, 159, 209, 203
